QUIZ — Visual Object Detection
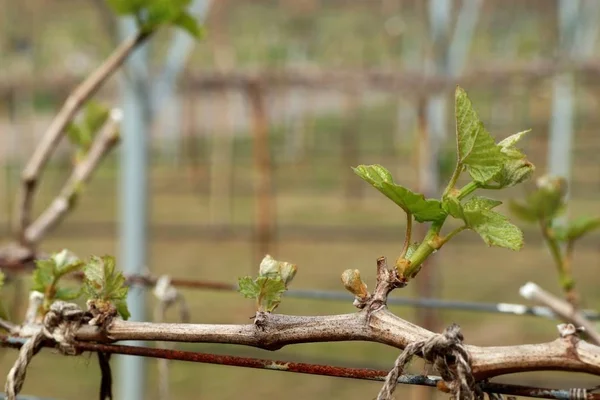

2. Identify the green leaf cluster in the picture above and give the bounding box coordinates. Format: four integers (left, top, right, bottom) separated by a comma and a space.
354, 86, 533, 268
82, 255, 130, 320
238, 255, 297, 312
453, 87, 534, 188
32, 250, 85, 312
106, 0, 204, 38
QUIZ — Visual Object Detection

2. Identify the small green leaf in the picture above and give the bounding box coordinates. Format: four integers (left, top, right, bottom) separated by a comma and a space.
497, 130, 531, 149
82, 255, 129, 303
464, 209, 524, 250
445, 196, 522, 250
353, 165, 446, 222
238, 276, 260, 299
256, 276, 287, 312
145, 0, 184, 28
32, 259, 55, 293
555, 216, 600, 242
463, 196, 502, 212
238, 275, 287, 312
493, 130, 535, 188
115, 300, 131, 320
454, 86, 507, 183
54, 287, 81, 301
173, 11, 204, 38
0, 271, 4, 289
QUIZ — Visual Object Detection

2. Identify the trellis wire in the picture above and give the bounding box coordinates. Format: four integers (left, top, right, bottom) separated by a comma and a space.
125, 274, 600, 321
1, 335, 598, 400
2, 263, 599, 321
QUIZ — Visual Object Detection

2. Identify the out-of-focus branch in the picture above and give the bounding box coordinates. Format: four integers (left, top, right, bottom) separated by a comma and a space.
16, 31, 150, 244
520, 282, 600, 345
23, 110, 122, 245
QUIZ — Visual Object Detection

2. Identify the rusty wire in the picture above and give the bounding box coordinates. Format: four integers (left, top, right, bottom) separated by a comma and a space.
0, 335, 597, 400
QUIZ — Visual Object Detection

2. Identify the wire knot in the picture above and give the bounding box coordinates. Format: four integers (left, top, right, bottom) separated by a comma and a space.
377, 323, 480, 400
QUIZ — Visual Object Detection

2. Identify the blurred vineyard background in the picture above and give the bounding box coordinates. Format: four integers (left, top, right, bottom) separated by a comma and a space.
1, 0, 600, 399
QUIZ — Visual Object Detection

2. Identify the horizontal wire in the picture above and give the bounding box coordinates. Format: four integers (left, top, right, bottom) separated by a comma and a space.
1, 335, 598, 400
2, 261, 599, 321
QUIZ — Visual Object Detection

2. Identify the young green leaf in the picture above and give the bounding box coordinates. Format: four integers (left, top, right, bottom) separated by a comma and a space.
492, 130, 535, 188
173, 11, 204, 38
115, 300, 131, 321
353, 165, 446, 222
464, 208, 524, 250
463, 196, 503, 211
82, 255, 130, 320
454, 86, 507, 183
445, 196, 522, 250
255, 276, 287, 312
554, 216, 600, 242
31, 259, 55, 293
238, 275, 287, 312
238, 276, 261, 299
497, 130, 531, 149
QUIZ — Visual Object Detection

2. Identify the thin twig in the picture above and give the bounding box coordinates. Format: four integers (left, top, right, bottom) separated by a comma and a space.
0, 335, 597, 400
23, 110, 122, 245
16, 30, 150, 244
520, 282, 600, 345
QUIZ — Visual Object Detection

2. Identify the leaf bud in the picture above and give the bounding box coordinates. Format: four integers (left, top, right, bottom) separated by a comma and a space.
340, 269, 368, 300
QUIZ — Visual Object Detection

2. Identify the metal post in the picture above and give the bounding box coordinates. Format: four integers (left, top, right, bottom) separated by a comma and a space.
548, 0, 599, 214
116, 17, 151, 400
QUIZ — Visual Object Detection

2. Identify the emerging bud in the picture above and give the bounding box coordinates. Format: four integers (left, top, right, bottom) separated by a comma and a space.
341, 269, 368, 300
279, 262, 297, 286
258, 254, 297, 286
259, 254, 280, 278
536, 175, 567, 197
52, 249, 79, 271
